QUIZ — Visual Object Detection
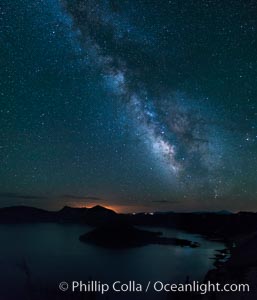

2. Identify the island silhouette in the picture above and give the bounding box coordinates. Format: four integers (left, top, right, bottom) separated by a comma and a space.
79, 220, 200, 248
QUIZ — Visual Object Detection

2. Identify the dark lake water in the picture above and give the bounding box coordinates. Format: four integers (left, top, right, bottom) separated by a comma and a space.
0, 223, 225, 300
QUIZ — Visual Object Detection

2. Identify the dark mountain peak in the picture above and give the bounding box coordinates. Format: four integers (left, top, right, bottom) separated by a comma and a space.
89, 205, 116, 214
60, 206, 88, 212
59, 206, 71, 212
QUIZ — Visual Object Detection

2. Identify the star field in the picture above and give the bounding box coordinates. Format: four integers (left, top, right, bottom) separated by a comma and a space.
0, 0, 257, 212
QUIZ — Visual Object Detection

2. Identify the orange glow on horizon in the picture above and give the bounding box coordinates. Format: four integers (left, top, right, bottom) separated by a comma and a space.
69, 202, 123, 213
67, 201, 152, 214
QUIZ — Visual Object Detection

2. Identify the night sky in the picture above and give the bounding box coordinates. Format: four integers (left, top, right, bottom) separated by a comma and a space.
1, 0, 257, 212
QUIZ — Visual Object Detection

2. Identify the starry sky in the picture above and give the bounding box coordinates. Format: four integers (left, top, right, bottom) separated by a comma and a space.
1, 0, 257, 212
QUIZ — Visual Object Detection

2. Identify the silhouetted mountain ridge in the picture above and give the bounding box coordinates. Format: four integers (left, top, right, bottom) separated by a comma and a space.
0, 205, 117, 225
0, 205, 256, 240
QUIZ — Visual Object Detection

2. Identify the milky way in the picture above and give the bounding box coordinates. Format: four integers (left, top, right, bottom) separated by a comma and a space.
1, 0, 257, 211
60, 0, 226, 196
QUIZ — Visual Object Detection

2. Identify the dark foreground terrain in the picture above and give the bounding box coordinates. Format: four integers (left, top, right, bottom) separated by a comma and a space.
1, 205, 257, 299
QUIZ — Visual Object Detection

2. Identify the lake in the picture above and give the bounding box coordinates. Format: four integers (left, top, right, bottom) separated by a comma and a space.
0, 223, 225, 300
